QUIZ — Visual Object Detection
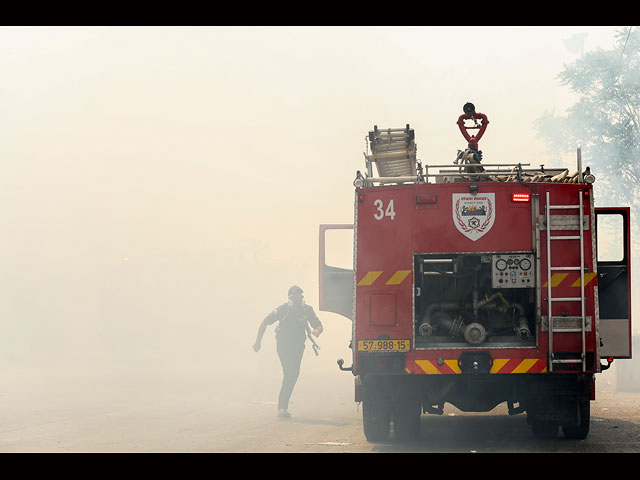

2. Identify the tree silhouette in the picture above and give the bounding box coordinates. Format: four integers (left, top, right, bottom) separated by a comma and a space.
535, 27, 640, 213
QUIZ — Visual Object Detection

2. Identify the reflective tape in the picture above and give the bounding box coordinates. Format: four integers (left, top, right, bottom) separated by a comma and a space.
357, 270, 411, 286
409, 359, 462, 375
544, 273, 568, 288
543, 272, 597, 288
386, 270, 411, 285
357, 271, 383, 286
407, 358, 547, 374
570, 272, 598, 287
491, 358, 547, 374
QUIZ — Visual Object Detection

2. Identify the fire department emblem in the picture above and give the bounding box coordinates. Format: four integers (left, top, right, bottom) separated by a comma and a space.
452, 193, 495, 241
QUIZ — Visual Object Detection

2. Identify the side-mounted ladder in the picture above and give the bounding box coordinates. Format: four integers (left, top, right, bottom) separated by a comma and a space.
545, 190, 588, 372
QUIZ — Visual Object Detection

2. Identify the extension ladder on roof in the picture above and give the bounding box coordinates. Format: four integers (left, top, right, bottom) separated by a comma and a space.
366, 125, 417, 178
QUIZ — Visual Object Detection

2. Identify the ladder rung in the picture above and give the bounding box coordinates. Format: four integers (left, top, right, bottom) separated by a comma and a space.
551, 358, 583, 363
550, 235, 581, 240
548, 205, 581, 210
550, 329, 584, 333
549, 297, 583, 302
550, 266, 582, 271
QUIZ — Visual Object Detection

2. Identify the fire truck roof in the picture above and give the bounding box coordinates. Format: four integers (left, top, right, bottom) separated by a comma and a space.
360, 125, 594, 188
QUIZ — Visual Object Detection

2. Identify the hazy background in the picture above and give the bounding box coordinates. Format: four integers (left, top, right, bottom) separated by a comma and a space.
0, 26, 633, 430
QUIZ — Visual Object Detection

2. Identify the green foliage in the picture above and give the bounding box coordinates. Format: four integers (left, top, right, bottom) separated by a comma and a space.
535, 27, 640, 209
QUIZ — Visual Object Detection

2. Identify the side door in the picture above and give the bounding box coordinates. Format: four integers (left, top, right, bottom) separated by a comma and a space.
319, 224, 354, 320
596, 207, 631, 358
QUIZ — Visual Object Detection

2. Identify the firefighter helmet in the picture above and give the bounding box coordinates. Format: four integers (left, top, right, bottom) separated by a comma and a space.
288, 285, 304, 297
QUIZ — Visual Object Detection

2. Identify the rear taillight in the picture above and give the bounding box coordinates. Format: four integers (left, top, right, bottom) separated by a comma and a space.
512, 193, 531, 203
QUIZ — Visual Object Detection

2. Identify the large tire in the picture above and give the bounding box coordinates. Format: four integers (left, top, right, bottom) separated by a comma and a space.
562, 400, 590, 440
362, 400, 391, 443
393, 399, 421, 441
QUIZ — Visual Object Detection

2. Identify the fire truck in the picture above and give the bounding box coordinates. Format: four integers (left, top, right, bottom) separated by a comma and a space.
319, 104, 631, 441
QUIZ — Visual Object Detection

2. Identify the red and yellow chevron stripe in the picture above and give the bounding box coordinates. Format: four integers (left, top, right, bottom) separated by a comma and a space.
407, 359, 461, 374
357, 270, 412, 286
543, 272, 597, 288
406, 358, 547, 374
490, 358, 547, 373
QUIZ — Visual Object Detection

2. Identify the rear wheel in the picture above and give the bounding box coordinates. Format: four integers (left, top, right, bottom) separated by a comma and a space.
393, 399, 421, 441
562, 399, 590, 440
362, 400, 391, 442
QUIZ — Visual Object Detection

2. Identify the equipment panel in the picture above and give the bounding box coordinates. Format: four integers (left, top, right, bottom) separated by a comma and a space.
492, 254, 534, 289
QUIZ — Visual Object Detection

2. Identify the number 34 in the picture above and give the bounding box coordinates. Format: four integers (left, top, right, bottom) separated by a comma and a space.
373, 199, 396, 220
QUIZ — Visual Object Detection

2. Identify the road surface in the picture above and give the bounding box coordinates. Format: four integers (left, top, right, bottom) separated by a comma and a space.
1, 361, 639, 453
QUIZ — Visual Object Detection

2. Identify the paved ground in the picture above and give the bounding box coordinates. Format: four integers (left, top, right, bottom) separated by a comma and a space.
1, 359, 639, 452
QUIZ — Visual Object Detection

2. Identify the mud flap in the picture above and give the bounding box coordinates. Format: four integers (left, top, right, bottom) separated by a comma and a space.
531, 397, 580, 427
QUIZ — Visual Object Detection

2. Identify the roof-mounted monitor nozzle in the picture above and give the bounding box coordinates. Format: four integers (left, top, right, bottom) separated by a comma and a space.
457, 102, 489, 151
463, 102, 476, 117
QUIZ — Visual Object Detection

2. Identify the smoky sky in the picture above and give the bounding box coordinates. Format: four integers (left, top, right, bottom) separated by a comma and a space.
0, 25, 634, 377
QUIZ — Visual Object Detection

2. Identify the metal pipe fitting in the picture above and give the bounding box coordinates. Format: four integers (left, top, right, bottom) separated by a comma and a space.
463, 322, 487, 345
418, 321, 434, 336
509, 302, 530, 339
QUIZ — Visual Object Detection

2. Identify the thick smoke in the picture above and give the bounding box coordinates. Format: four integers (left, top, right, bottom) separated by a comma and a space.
0, 26, 631, 451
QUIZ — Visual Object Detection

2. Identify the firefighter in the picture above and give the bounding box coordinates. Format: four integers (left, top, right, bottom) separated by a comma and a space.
253, 285, 323, 419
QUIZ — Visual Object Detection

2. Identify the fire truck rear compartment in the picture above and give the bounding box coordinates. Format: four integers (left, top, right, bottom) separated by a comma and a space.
414, 253, 536, 349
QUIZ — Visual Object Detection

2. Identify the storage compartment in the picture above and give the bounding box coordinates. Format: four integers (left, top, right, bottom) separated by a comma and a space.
414, 253, 537, 349
369, 294, 397, 326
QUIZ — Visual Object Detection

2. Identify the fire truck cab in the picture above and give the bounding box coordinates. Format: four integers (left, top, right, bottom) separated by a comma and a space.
319, 106, 631, 442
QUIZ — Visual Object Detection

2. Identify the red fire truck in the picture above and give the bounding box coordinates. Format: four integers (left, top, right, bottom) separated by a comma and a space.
319, 104, 631, 441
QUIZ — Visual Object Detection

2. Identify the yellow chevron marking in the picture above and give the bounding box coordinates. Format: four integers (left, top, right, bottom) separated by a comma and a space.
512, 358, 539, 374
415, 360, 441, 374
444, 360, 462, 374
357, 271, 383, 286
415, 359, 548, 375
490, 358, 510, 373
542, 273, 568, 288
386, 270, 411, 285
570, 272, 597, 287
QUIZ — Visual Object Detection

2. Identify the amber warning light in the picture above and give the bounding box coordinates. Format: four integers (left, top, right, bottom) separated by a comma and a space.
512, 193, 531, 203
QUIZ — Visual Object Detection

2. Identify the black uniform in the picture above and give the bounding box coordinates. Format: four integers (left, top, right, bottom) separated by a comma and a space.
264, 302, 322, 412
